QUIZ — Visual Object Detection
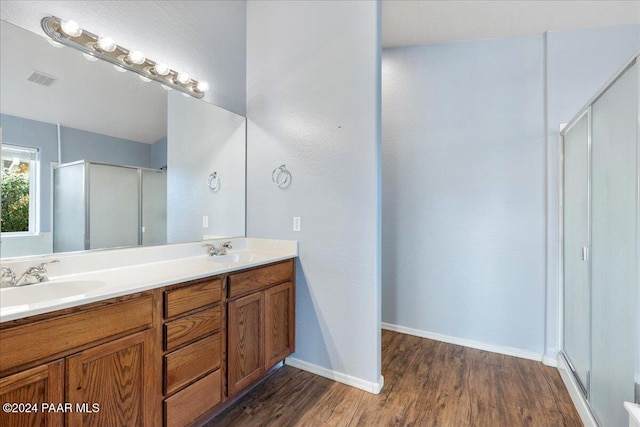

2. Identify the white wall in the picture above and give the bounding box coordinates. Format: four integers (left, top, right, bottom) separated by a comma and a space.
382, 36, 547, 357
544, 24, 640, 361
167, 91, 246, 242
0, 0, 246, 115
246, 1, 382, 391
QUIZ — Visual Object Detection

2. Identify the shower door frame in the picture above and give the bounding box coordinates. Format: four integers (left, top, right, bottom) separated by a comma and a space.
558, 51, 640, 426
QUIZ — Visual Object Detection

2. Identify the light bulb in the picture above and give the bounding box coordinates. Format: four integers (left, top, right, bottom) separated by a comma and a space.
60, 20, 82, 37
47, 39, 64, 48
139, 75, 152, 83
113, 65, 127, 73
176, 71, 191, 85
82, 52, 98, 61
127, 50, 145, 65
161, 84, 172, 91
153, 62, 170, 76
97, 36, 117, 52
196, 81, 209, 92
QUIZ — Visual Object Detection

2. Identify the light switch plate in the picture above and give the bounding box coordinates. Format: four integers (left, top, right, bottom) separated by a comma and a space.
203, 216, 209, 228
293, 217, 301, 232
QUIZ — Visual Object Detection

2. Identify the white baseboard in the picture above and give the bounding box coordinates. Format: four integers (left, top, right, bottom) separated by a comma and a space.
381, 322, 543, 362
284, 357, 384, 394
624, 402, 640, 427
542, 354, 558, 367
557, 354, 598, 427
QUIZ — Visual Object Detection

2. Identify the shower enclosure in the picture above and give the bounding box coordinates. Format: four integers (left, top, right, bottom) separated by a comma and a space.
53, 161, 167, 252
561, 52, 640, 426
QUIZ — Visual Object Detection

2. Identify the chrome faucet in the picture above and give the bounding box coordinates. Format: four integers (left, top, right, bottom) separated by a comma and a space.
1, 267, 16, 288
203, 241, 233, 256
2, 260, 60, 287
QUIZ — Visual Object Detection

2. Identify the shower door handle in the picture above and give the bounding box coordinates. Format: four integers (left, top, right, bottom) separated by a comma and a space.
581, 247, 589, 261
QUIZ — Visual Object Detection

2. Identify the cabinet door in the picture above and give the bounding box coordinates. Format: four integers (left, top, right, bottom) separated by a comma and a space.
265, 282, 295, 368
227, 292, 264, 396
66, 330, 155, 427
0, 360, 64, 427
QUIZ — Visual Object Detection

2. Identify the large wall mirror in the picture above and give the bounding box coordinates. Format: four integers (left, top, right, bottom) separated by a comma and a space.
0, 19, 246, 259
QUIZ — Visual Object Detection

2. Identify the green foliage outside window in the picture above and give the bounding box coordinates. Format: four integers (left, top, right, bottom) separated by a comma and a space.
1, 166, 30, 232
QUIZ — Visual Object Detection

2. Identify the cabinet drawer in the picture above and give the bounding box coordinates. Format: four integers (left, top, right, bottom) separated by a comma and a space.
164, 369, 221, 427
228, 260, 294, 299
0, 293, 153, 373
164, 305, 221, 351
164, 278, 222, 318
164, 333, 220, 395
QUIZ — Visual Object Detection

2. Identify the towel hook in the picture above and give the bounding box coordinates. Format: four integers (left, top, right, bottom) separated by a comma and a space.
208, 171, 220, 192
272, 164, 291, 188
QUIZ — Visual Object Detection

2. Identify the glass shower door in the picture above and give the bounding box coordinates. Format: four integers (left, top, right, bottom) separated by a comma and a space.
141, 169, 167, 246
590, 61, 639, 427
563, 111, 591, 396
88, 164, 139, 250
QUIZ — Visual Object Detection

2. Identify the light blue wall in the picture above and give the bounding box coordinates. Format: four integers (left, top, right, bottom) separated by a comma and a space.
544, 25, 640, 359
60, 126, 152, 168
382, 24, 640, 358
247, 1, 382, 389
382, 35, 546, 355
151, 137, 167, 170
0, 114, 58, 232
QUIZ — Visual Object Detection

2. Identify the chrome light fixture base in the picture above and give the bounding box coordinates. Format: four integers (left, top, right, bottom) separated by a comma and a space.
41, 16, 206, 99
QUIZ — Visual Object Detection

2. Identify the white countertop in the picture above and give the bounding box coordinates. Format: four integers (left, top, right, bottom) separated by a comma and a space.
0, 238, 298, 322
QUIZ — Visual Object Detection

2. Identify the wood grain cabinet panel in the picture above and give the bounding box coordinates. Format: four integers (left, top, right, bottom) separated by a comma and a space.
0, 360, 64, 427
265, 281, 295, 368
164, 279, 222, 319
164, 370, 221, 427
227, 292, 265, 395
66, 330, 155, 427
228, 260, 293, 299
0, 294, 153, 373
164, 333, 220, 395
164, 306, 221, 351
227, 261, 296, 399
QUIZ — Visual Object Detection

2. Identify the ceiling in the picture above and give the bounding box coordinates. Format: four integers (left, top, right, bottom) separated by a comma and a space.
382, 0, 640, 48
0, 0, 638, 142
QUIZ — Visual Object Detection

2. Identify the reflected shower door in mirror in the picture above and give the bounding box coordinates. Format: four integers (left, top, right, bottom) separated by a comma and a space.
52, 162, 167, 252
0, 19, 246, 259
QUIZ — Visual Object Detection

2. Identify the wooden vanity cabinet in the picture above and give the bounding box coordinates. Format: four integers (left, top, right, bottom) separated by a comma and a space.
264, 281, 295, 367
0, 258, 296, 427
227, 292, 265, 394
162, 277, 224, 427
0, 360, 64, 427
0, 292, 158, 427
66, 330, 155, 427
227, 260, 295, 397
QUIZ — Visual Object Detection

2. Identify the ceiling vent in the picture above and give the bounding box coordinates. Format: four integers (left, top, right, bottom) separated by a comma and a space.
26, 70, 57, 87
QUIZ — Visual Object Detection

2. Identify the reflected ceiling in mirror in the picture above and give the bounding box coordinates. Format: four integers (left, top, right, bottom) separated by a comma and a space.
1, 19, 166, 144
0, 19, 246, 260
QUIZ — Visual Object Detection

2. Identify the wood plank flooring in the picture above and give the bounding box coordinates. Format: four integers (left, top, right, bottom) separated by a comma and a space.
206, 330, 582, 426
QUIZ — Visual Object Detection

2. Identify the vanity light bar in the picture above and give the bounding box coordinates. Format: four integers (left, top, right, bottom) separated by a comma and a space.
41, 16, 208, 99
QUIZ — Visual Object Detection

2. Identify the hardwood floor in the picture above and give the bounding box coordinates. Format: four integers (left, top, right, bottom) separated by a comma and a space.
206, 330, 582, 426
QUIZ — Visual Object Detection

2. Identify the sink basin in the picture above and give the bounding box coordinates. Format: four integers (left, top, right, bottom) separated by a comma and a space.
209, 252, 263, 264
0, 280, 108, 307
